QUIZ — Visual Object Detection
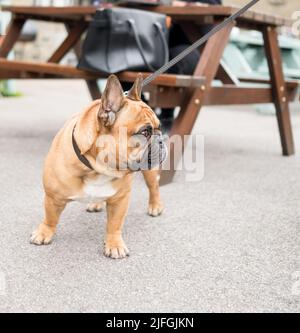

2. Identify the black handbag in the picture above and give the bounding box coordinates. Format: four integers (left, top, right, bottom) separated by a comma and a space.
78, 7, 169, 74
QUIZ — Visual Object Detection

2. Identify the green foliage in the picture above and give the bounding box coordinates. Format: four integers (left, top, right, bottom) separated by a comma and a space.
0, 80, 22, 97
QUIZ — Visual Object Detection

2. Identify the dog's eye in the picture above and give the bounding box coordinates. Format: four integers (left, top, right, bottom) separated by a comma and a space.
140, 127, 153, 138
141, 129, 150, 137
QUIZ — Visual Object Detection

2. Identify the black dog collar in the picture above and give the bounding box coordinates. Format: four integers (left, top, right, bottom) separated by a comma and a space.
72, 125, 94, 171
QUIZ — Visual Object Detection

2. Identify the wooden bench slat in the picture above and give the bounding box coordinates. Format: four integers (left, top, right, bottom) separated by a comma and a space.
204, 85, 297, 105
0, 5, 99, 16
0, 5, 291, 27
0, 59, 205, 87
239, 76, 299, 90
149, 84, 297, 108
132, 4, 291, 26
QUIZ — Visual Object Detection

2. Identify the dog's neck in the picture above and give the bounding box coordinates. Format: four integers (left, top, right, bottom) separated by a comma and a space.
73, 125, 128, 180
85, 152, 128, 179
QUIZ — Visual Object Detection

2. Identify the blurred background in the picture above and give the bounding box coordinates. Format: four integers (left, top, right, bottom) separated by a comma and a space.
0, 0, 299, 63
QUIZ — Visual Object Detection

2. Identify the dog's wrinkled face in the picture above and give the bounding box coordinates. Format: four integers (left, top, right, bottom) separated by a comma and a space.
96, 74, 167, 171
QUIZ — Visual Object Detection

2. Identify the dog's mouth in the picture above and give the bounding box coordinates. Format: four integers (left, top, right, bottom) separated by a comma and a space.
128, 134, 168, 171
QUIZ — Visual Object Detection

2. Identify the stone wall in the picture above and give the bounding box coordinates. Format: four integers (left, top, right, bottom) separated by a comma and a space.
5, 1, 75, 62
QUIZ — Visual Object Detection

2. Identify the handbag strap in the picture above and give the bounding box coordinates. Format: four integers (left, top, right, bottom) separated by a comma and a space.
155, 22, 169, 66
127, 19, 169, 72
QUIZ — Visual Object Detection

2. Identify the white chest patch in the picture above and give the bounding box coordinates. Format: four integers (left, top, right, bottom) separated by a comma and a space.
70, 175, 117, 203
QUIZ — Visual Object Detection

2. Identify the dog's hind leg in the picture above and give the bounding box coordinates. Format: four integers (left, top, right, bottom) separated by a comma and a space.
30, 195, 66, 245
86, 201, 105, 213
142, 169, 164, 217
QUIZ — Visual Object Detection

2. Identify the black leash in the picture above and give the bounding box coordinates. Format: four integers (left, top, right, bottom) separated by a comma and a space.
142, 0, 260, 87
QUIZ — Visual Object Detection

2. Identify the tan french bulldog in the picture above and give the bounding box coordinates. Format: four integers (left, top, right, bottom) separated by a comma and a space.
30, 74, 167, 259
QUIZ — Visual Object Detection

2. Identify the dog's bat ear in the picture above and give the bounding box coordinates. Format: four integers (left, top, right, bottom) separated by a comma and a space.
127, 73, 143, 101
99, 74, 124, 126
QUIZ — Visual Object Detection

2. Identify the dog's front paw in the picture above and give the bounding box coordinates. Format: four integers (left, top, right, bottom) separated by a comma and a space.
86, 201, 105, 213
104, 235, 129, 259
30, 223, 55, 245
148, 201, 164, 217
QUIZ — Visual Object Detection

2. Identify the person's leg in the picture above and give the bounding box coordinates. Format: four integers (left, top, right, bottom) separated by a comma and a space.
121, 82, 131, 94
159, 42, 200, 133
159, 23, 202, 133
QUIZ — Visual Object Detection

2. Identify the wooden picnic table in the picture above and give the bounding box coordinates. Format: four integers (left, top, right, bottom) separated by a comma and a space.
0, 4, 297, 184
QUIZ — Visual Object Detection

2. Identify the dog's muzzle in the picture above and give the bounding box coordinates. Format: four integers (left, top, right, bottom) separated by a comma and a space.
129, 134, 168, 171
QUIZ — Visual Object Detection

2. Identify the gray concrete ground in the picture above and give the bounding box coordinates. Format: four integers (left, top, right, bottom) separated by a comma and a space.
0, 80, 299, 313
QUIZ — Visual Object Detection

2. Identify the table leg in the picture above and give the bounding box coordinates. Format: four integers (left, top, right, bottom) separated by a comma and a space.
160, 22, 234, 185
64, 23, 102, 100
262, 26, 295, 156
216, 60, 240, 85
48, 23, 87, 63
85, 80, 102, 100
0, 17, 25, 57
